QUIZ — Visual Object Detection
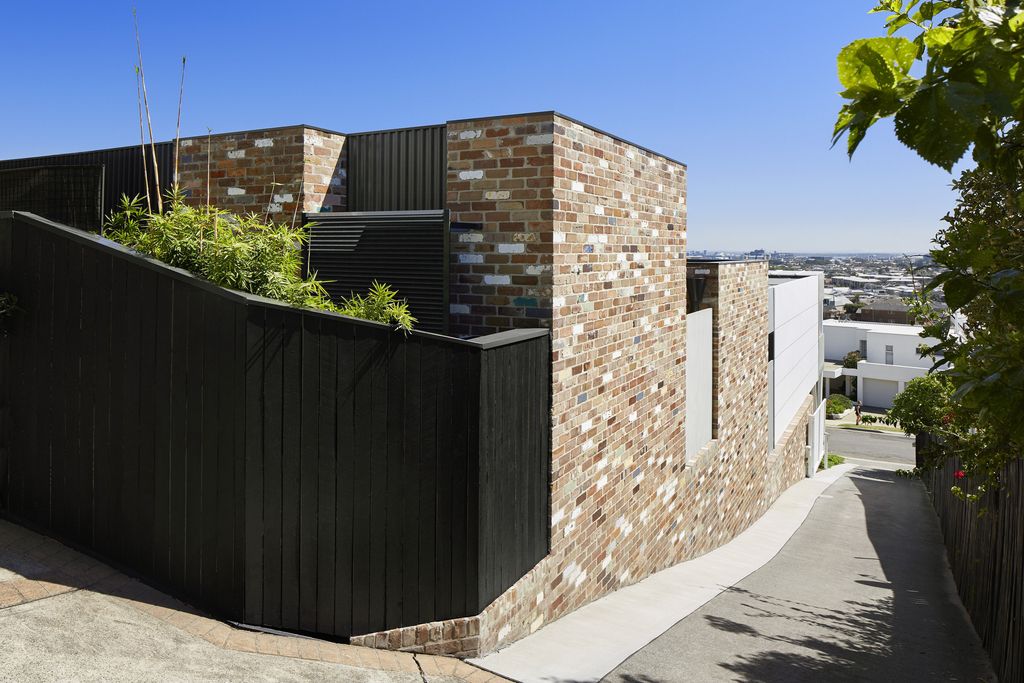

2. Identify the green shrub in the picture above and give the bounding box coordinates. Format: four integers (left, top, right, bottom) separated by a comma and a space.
826, 394, 852, 415
338, 281, 416, 333
105, 194, 415, 332
887, 375, 953, 437
819, 453, 846, 470
842, 350, 861, 369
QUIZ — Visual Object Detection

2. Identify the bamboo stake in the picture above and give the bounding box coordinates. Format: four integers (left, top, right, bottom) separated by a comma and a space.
206, 128, 212, 215
173, 56, 186, 191
135, 65, 152, 213
133, 8, 162, 213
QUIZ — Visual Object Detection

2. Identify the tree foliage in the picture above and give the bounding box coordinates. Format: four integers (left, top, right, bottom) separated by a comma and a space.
105, 194, 416, 332
887, 374, 954, 435
835, 0, 1024, 494
833, 0, 1024, 175
826, 393, 853, 415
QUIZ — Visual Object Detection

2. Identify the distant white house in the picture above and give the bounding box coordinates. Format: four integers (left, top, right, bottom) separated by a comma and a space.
822, 319, 937, 408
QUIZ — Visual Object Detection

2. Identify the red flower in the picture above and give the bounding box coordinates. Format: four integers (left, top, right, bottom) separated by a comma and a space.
954, 469, 966, 480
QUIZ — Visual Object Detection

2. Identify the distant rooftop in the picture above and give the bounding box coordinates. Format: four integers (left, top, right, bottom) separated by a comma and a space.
823, 319, 924, 336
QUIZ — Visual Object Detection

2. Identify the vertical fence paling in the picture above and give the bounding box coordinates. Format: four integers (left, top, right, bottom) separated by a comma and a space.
925, 456, 1024, 682
0, 211, 550, 639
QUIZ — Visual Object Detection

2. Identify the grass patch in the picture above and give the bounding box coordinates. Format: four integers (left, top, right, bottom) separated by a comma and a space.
819, 453, 846, 470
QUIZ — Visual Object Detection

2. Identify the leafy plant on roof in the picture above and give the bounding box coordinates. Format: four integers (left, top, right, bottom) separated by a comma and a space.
105, 194, 416, 332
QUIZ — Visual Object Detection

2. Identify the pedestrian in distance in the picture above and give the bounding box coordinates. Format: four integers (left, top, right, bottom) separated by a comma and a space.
855, 401, 863, 425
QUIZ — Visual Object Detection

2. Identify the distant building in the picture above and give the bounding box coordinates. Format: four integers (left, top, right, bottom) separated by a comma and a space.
856, 296, 913, 325
822, 320, 938, 408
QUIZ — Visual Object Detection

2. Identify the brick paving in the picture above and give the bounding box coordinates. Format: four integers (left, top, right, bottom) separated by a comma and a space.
0, 519, 509, 682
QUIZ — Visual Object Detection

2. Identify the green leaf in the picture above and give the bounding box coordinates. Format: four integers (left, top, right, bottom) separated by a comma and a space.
1009, 9, 1024, 33
924, 268, 954, 293
924, 26, 955, 50
837, 37, 918, 91
893, 85, 976, 170
943, 273, 983, 310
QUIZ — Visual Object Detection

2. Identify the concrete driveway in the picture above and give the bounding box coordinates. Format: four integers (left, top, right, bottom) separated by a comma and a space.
606, 464, 993, 682
826, 427, 916, 468
0, 520, 503, 683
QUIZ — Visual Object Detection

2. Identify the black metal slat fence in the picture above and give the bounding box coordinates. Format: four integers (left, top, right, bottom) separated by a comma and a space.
0, 211, 549, 639
924, 456, 1024, 682
304, 210, 449, 334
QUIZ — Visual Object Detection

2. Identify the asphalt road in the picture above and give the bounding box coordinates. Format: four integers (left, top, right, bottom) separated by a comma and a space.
605, 465, 994, 682
826, 427, 916, 468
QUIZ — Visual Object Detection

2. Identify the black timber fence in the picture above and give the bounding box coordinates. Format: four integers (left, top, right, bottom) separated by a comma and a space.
0, 211, 550, 639
0, 143, 173, 230
923, 455, 1023, 682
304, 210, 449, 334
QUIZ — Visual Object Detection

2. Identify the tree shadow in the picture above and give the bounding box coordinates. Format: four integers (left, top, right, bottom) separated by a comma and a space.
694, 467, 994, 682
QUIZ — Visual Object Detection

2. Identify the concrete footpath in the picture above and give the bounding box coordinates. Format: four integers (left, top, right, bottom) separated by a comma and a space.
473, 466, 856, 683
606, 465, 994, 682
0, 520, 504, 683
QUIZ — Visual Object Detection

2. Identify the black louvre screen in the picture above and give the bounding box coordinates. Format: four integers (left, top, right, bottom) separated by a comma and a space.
304, 210, 449, 333
0, 165, 104, 231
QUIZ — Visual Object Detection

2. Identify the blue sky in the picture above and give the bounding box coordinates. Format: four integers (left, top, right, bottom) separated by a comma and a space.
0, 1, 956, 253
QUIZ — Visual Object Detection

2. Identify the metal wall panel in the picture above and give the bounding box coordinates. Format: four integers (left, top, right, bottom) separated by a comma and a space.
0, 142, 174, 226
0, 165, 104, 231
346, 125, 446, 211
304, 210, 449, 333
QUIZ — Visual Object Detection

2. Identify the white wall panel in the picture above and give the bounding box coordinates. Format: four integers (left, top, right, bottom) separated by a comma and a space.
686, 308, 713, 459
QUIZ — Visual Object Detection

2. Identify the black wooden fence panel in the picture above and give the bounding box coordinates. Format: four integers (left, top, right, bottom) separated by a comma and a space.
924, 456, 1024, 682
0, 211, 549, 639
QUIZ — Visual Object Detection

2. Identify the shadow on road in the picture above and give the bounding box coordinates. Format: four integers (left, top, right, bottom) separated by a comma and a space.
696, 467, 993, 683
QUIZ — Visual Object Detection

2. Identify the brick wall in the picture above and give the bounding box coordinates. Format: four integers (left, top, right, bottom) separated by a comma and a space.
445, 115, 555, 337
172, 114, 814, 659
177, 125, 345, 220
350, 119, 817, 658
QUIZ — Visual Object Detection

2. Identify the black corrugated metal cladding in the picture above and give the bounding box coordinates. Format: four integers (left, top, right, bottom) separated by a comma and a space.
0, 143, 174, 228
345, 125, 447, 212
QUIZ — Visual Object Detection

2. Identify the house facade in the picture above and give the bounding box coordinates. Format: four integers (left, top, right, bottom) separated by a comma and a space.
0, 112, 829, 658
823, 319, 935, 408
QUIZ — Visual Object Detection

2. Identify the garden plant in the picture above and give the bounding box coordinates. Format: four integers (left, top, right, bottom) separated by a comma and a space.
834, 0, 1024, 497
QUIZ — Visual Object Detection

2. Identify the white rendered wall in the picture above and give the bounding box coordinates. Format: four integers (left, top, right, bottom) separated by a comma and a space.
769, 275, 822, 447
685, 308, 713, 459
865, 329, 932, 367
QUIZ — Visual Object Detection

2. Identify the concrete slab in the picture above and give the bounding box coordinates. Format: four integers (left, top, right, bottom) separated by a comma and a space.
471, 465, 855, 683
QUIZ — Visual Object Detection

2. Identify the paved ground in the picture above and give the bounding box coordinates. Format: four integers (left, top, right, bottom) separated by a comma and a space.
0, 520, 504, 683
826, 426, 915, 468
472, 467, 853, 683
606, 462, 994, 682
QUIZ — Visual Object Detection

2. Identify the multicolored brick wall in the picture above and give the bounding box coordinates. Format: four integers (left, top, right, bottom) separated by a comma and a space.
445, 115, 555, 337
170, 115, 814, 659
177, 125, 345, 220
351, 120, 812, 658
